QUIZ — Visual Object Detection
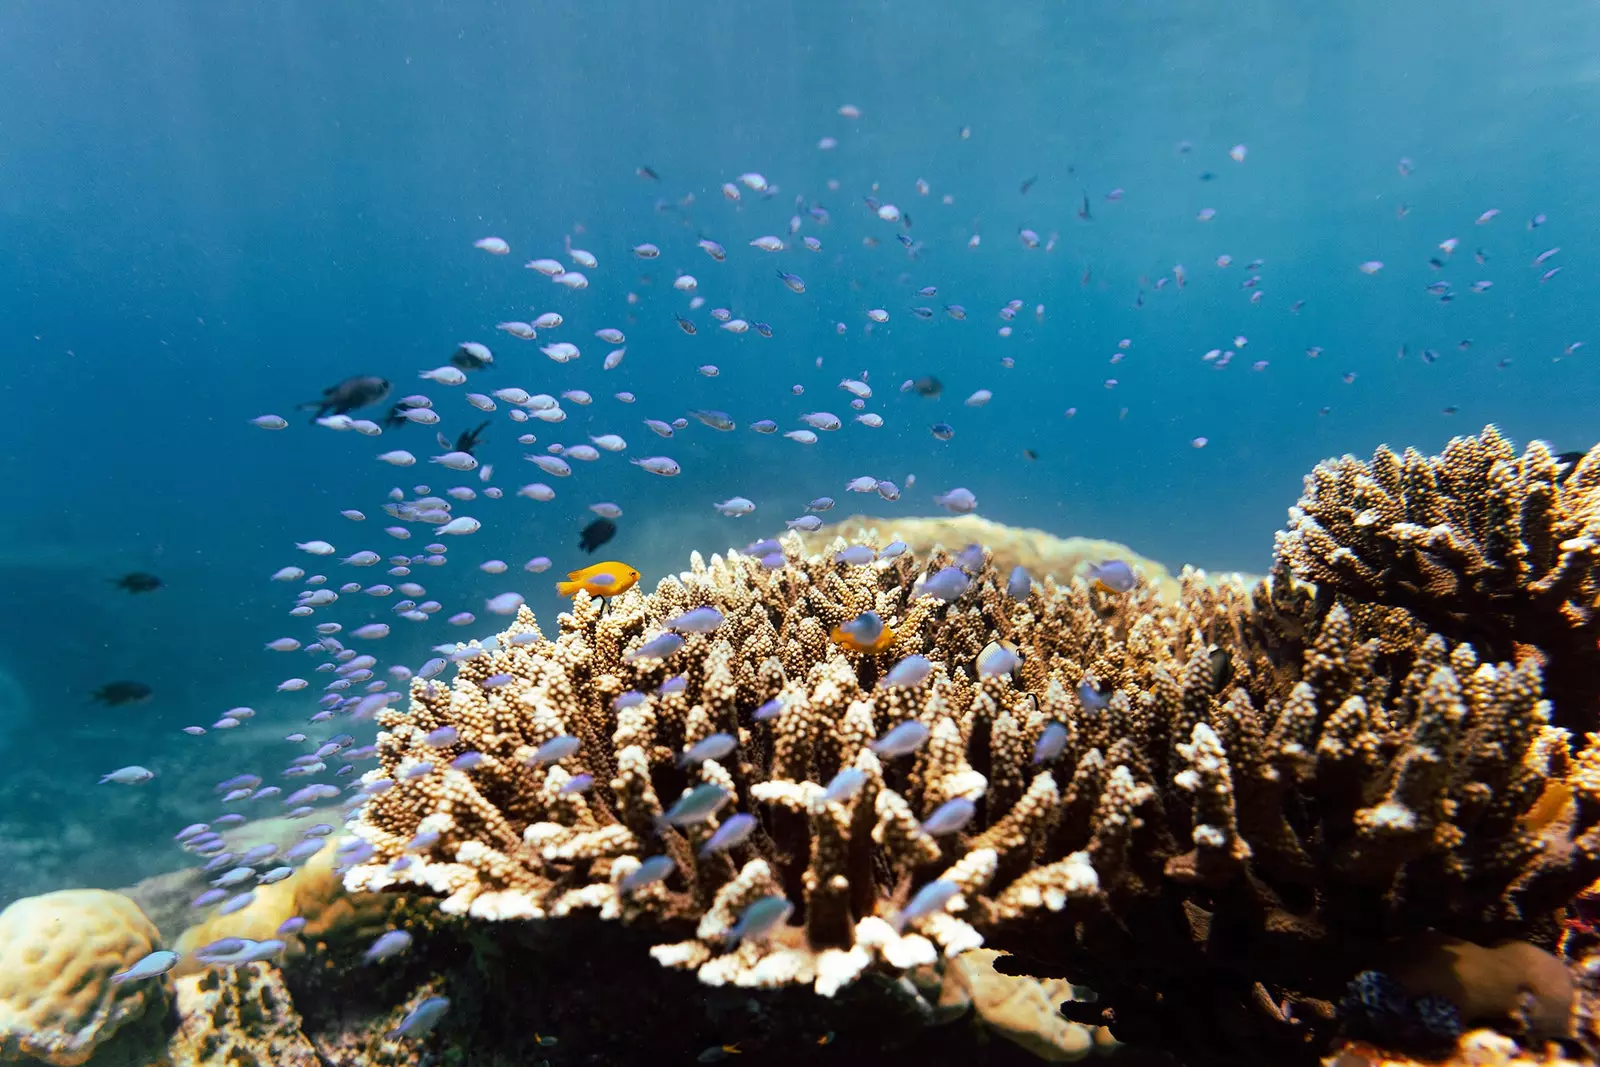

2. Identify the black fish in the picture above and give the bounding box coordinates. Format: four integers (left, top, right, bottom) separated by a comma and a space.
637, 165, 660, 181
438, 421, 489, 456
449, 345, 492, 372
912, 375, 943, 398
110, 572, 162, 593
1556, 451, 1589, 485
1076, 193, 1091, 221
1023, 449, 1039, 461
93, 681, 152, 706
1019, 175, 1037, 194
382, 402, 414, 430
1198, 171, 1215, 181
298, 376, 391, 423
579, 518, 617, 554
1207, 648, 1233, 695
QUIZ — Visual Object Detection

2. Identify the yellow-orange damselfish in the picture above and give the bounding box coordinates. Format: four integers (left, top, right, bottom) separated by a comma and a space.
829, 610, 896, 654
556, 561, 640, 598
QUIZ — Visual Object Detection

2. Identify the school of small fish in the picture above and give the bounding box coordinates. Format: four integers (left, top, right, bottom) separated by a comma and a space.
86, 100, 1581, 1007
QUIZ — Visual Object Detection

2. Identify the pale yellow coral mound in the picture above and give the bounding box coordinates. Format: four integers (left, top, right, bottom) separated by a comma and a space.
795, 513, 1197, 601
0, 889, 162, 1066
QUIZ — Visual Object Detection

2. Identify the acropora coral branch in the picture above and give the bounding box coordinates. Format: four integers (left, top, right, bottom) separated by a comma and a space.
1274, 424, 1600, 726
341, 512, 1600, 1062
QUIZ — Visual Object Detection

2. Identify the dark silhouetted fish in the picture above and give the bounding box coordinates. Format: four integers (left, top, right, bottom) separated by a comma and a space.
1555, 450, 1589, 485
449, 345, 492, 372
912, 376, 943, 398
110, 572, 162, 593
579, 518, 617, 554
1208, 648, 1233, 695
94, 681, 153, 706
436, 422, 489, 457
298, 376, 391, 423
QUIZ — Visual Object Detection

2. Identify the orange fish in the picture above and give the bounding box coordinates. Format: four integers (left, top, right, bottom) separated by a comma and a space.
556, 561, 640, 598
829, 611, 895, 654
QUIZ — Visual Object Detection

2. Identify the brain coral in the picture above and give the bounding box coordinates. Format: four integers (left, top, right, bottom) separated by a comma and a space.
0, 889, 163, 1066
341, 514, 1600, 1062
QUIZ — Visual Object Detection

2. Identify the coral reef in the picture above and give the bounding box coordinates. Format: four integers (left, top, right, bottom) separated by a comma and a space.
172, 834, 394, 976
1274, 425, 1600, 725
0, 889, 164, 1066
339, 509, 1600, 1062
794, 513, 1195, 602
168, 962, 318, 1066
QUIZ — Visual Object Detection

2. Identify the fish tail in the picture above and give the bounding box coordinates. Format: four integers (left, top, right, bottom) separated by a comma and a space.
555, 580, 580, 597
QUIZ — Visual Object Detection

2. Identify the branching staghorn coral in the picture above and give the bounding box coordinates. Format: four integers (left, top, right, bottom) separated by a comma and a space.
342, 529, 1600, 1063
1274, 425, 1600, 725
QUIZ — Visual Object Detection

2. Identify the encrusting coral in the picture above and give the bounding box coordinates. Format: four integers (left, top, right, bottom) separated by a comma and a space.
0, 889, 164, 1066
340, 487, 1600, 1063
1274, 425, 1600, 726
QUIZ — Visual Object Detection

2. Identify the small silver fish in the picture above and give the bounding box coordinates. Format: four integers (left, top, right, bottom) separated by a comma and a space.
1085, 560, 1135, 592
895, 880, 959, 930
724, 895, 793, 942
1032, 722, 1068, 764
362, 929, 414, 964
660, 783, 730, 827
111, 950, 180, 984
699, 812, 757, 856
920, 797, 976, 836
389, 996, 451, 1039
627, 632, 686, 662
621, 854, 675, 893
870, 718, 931, 755
679, 732, 737, 766
668, 607, 726, 633
528, 735, 581, 765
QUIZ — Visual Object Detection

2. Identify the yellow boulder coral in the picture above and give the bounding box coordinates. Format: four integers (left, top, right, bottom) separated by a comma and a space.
0, 889, 163, 1066
795, 513, 1255, 602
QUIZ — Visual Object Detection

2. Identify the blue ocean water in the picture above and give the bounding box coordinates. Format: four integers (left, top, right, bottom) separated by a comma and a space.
1, 1, 1597, 899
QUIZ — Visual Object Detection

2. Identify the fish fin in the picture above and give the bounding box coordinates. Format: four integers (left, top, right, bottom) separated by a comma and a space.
555, 580, 579, 597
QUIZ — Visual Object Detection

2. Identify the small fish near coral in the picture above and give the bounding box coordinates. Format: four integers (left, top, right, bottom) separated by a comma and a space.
556, 561, 639, 598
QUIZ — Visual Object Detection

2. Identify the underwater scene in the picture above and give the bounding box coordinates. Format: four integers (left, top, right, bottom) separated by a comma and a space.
3, 1, 1600, 1065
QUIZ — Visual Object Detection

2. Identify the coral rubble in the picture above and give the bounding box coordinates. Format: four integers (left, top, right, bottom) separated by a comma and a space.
1275, 425, 1600, 725
340, 481, 1600, 1063
0, 889, 164, 1066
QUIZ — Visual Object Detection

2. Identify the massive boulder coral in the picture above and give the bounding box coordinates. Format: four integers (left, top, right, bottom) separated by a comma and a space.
1274, 425, 1600, 723
0, 889, 164, 1066
794, 512, 1193, 602
342, 524, 1600, 1062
